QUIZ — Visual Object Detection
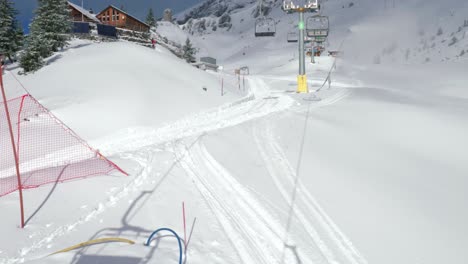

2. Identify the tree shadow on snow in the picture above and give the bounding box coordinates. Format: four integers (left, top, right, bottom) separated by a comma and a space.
45, 54, 63, 66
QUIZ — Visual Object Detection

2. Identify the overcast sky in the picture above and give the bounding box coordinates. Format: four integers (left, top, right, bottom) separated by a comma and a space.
15, 0, 204, 33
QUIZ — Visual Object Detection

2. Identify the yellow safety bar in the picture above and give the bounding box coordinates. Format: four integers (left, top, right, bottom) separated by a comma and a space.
49, 237, 135, 256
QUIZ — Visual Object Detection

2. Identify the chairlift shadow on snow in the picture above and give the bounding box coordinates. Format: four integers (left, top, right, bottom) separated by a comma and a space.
67, 136, 204, 264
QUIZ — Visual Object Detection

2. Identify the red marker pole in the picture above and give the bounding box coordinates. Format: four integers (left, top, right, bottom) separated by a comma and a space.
0, 65, 25, 228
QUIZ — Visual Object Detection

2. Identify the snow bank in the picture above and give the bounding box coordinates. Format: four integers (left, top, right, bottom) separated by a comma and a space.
3, 40, 239, 140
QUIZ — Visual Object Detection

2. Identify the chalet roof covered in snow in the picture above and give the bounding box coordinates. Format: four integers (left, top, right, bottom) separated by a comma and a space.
68, 1, 100, 23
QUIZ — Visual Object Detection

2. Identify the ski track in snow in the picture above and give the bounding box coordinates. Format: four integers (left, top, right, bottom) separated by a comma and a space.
2, 76, 353, 264
2, 77, 289, 264
96, 76, 293, 156
176, 140, 316, 264
253, 120, 368, 264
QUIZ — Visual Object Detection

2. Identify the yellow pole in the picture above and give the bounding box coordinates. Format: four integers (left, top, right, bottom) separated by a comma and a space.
297, 75, 308, 93
297, 10, 308, 93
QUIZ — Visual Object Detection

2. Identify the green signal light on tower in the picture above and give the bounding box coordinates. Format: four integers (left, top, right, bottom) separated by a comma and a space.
298, 21, 305, 30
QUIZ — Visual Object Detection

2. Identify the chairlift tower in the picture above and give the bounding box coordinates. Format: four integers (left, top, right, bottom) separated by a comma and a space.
282, 0, 320, 93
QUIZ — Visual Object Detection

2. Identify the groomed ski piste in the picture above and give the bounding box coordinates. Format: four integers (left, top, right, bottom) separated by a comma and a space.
1, 0, 468, 263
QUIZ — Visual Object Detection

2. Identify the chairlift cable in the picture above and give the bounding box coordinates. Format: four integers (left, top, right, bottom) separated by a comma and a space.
260, 0, 263, 18
316, 38, 346, 92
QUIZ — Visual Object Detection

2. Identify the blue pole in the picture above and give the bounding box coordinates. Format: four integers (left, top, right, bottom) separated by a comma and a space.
145, 228, 183, 264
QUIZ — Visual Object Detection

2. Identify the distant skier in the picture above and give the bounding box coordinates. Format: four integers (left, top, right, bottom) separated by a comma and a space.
151, 38, 156, 49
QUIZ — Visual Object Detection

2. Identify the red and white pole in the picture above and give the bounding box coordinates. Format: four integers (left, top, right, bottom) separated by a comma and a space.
0, 65, 25, 228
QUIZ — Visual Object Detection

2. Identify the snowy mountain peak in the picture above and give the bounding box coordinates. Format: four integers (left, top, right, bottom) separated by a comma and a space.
177, 0, 280, 35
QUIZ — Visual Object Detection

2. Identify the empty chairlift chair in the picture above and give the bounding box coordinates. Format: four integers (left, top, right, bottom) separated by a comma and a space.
287, 31, 298, 42
306, 15, 329, 39
255, 17, 276, 37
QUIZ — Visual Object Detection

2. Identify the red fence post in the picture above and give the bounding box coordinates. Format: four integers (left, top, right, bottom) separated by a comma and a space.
0, 66, 25, 228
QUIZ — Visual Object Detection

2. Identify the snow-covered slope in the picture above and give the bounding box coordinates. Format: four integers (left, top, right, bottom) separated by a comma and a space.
169, 0, 468, 65
1, 0, 467, 264
3, 39, 240, 140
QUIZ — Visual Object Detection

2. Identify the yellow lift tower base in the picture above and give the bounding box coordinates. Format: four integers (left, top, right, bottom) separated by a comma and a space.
297, 75, 308, 93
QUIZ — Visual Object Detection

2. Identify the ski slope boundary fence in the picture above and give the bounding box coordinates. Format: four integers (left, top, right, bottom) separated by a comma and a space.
0, 94, 128, 197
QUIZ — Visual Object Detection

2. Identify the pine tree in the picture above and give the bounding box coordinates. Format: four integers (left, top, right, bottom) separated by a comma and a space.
182, 38, 196, 63
20, 0, 71, 72
33, 0, 71, 52
0, 0, 24, 63
146, 8, 156, 28
19, 32, 45, 72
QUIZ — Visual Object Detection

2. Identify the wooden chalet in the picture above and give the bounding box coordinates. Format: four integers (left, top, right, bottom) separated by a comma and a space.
96, 6, 150, 32
68, 1, 100, 23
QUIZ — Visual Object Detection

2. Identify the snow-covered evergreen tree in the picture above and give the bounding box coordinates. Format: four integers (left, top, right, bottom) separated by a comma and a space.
146, 8, 156, 28
0, 0, 24, 63
182, 38, 197, 62
33, 0, 71, 52
20, 0, 71, 72
19, 32, 45, 72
